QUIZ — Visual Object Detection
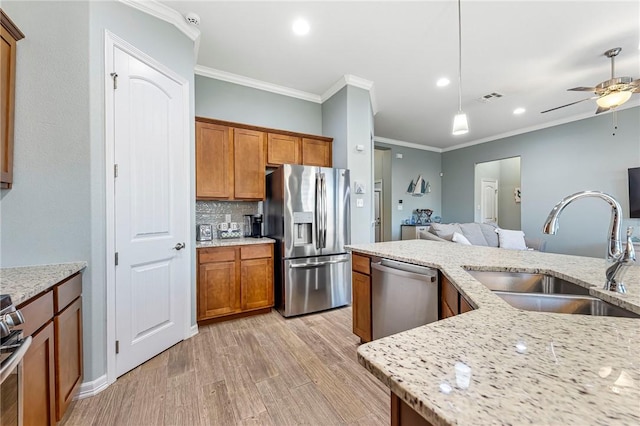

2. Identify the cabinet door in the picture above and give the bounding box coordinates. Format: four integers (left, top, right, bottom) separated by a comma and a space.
240, 257, 274, 310
23, 321, 56, 426
352, 271, 372, 342
196, 121, 233, 199
54, 297, 83, 421
0, 19, 20, 189
234, 128, 265, 199
441, 276, 460, 316
198, 260, 240, 320
301, 138, 332, 167
460, 296, 474, 314
267, 133, 300, 166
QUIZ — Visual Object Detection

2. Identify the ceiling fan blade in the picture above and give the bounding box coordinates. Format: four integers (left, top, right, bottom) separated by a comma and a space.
540, 97, 595, 114
595, 106, 610, 114
568, 86, 599, 92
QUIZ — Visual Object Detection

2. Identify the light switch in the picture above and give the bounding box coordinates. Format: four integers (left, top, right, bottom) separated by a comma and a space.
356, 199, 364, 208
397, 204, 403, 211
396, 153, 403, 159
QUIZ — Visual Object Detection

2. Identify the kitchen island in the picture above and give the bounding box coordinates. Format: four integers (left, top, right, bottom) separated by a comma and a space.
347, 240, 639, 426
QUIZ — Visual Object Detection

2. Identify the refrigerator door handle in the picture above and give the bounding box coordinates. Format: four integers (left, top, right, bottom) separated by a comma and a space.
321, 173, 327, 248
315, 173, 322, 249
289, 258, 350, 269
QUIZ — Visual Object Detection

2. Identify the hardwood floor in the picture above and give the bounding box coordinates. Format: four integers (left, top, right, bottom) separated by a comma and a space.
61, 307, 389, 425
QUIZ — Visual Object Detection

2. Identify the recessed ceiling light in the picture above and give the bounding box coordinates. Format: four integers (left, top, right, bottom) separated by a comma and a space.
292, 18, 310, 36
513, 107, 526, 115
436, 78, 450, 87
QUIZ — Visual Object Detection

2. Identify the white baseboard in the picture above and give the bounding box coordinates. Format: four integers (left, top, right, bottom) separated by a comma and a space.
75, 374, 109, 400
190, 324, 199, 337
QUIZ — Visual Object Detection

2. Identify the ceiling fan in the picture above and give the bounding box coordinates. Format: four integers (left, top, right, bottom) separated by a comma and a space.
541, 47, 639, 114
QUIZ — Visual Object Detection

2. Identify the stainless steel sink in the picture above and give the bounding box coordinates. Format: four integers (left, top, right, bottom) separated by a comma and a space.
494, 292, 640, 318
466, 270, 590, 295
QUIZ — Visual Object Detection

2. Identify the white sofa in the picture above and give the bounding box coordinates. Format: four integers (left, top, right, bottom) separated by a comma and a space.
417, 222, 546, 251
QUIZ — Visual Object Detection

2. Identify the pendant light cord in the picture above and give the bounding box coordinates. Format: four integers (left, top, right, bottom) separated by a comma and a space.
457, 0, 463, 113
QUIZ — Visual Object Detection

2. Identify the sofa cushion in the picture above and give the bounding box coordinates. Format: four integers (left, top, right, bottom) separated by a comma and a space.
429, 223, 462, 241
456, 222, 499, 247
417, 230, 448, 242
452, 232, 472, 245
497, 229, 527, 250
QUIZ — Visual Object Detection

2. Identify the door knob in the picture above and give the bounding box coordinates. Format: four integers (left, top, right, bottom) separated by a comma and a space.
173, 242, 186, 251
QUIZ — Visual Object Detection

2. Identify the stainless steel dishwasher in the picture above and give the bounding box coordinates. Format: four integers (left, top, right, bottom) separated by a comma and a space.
371, 257, 439, 340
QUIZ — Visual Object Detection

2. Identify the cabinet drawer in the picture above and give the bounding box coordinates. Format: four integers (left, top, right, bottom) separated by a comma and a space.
54, 273, 82, 313
240, 244, 272, 260
199, 247, 236, 263
18, 290, 54, 337
441, 276, 459, 316
352, 253, 371, 275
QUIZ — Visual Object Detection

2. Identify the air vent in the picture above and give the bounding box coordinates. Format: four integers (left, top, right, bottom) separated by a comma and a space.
477, 92, 505, 103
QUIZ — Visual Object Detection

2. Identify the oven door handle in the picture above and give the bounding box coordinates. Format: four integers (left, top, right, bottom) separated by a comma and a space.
0, 336, 31, 384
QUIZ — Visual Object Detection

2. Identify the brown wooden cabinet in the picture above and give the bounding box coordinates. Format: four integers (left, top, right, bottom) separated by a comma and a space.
19, 272, 83, 424
195, 121, 233, 199
301, 137, 332, 167
23, 321, 56, 426
440, 275, 474, 319
351, 252, 372, 343
197, 244, 274, 323
233, 128, 265, 199
0, 10, 24, 189
266, 133, 300, 166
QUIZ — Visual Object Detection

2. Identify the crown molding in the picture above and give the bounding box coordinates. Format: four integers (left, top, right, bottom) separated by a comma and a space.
321, 74, 378, 115
118, 0, 201, 54
441, 102, 640, 153
374, 136, 442, 153
195, 65, 322, 103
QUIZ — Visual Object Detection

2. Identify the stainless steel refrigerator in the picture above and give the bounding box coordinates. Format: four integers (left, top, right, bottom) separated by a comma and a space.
265, 164, 351, 317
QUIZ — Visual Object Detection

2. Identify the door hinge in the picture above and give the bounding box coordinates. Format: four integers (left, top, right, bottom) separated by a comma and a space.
114, 164, 118, 178
110, 72, 118, 89
115, 340, 120, 354
115, 252, 119, 266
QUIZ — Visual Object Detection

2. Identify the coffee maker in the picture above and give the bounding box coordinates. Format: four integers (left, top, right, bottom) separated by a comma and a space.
251, 214, 262, 238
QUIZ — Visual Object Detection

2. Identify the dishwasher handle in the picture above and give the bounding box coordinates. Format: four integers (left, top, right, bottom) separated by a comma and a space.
371, 260, 436, 282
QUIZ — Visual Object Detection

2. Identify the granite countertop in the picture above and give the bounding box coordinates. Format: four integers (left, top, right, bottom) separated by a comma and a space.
346, 240, 640, 425
196, 237, 275, 249
0, 262, 87, 306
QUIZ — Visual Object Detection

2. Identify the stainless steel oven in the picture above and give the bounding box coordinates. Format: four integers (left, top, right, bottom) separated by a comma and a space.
1, 295, 31, 426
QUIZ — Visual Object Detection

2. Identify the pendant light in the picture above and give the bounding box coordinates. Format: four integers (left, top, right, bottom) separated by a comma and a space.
452, 0, 469, 136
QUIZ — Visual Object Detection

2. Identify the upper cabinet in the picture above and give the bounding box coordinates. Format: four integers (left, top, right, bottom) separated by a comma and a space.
1, 9, 24, 190
301, 137, 332, 167
196, 117, 333, 200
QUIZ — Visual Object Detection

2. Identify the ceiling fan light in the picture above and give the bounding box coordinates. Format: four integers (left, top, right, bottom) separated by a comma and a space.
596, 91, 632, 108
452, 112, 469, 135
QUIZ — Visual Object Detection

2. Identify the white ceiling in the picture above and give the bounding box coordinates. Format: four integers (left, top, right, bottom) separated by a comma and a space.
162, 1, 640, 150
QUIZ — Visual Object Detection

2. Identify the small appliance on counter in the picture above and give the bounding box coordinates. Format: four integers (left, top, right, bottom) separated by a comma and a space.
251, 214, 263, 238
196, 224, 213, 241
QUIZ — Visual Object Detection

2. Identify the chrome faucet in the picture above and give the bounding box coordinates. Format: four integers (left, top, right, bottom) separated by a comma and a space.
542, 190, 636, 293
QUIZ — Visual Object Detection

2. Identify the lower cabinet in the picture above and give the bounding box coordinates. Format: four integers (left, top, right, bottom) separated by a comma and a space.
351, 253, 372, 343
440, 275, 474, 319
23, 321, 56, 426
391, 393, 434, 426
19, 272, 83, 424
197, 244, 274, 322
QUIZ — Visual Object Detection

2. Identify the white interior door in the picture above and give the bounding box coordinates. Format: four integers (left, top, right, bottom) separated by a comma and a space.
113, 46, 188, 377
480, 179, 499, 224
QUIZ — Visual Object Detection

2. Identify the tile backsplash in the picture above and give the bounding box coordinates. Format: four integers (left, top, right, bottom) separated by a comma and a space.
196, 201, 261, 237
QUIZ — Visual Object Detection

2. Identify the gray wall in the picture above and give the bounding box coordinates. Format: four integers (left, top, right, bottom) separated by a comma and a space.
0, 1, 196, 383
195, 75, 322, 135
443, 106, 640, 258
474, 157, 521, 229
323, 86, 375, 244
375, 143, 442, 241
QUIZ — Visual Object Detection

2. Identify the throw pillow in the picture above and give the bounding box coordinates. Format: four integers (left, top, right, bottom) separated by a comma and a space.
429, 223, 462, 241
496, 229, 527, 250
452, 232, 472, 245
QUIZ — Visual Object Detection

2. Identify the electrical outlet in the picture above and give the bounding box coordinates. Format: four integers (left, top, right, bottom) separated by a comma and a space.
356, 199, 364, 208
397, 204, 403, 211
225, 214, 231, 223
